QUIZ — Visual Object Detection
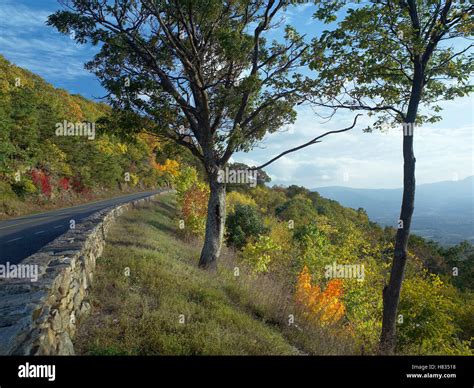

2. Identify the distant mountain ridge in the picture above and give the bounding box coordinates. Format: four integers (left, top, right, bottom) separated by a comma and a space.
313, 176, 474, 246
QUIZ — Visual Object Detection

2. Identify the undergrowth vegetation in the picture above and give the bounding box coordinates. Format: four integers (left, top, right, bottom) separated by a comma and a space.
75, 194, 353, 355
169, 167, 473, 355
76, 185, 472, 355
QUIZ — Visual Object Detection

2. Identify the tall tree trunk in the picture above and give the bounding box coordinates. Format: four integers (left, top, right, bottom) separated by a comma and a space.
379, 132, 415, 354
198, 175, 226, 270
380, 67, 423, 355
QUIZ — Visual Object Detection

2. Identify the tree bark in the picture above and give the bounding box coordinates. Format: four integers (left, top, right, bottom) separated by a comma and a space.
379, 67, 423, 354
379, 132, 415, 354
198, 175, 226, 270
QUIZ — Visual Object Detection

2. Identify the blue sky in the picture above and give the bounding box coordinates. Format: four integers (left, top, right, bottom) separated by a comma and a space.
1, 0, 472, 189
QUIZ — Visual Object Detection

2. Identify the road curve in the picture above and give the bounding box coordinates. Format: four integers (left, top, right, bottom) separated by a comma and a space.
0, 190, 166, 265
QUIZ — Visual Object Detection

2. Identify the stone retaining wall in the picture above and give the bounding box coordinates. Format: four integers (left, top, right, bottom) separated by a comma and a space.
0, 191, 170, 355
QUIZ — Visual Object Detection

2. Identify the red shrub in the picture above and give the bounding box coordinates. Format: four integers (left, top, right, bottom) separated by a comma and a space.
58, 177, 70, 190
30, 169, 52, 197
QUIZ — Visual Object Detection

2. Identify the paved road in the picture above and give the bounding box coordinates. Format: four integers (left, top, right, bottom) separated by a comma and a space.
0, 191, 164, 265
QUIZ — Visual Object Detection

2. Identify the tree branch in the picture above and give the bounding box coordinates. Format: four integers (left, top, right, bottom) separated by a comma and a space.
250, 114, 362, 171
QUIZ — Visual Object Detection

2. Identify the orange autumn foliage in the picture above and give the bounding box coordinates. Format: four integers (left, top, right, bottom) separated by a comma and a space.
295, 266, 345, 326
153, 159, 180, 177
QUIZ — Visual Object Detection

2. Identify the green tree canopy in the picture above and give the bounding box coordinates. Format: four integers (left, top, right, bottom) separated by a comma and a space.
48, 0, 312, 269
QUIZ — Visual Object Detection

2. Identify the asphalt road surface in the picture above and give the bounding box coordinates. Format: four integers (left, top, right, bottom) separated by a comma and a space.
0, 191, 164, 265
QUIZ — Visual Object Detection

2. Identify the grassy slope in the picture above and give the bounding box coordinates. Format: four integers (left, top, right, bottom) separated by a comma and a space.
75, 193, 309, 355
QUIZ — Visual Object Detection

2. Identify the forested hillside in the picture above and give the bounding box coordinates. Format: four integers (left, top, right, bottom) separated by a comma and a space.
0, 54, 180, 217
172, 167, 473, 354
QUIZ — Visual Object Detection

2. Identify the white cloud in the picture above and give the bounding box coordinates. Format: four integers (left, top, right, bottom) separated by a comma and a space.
0, 2, 50, 30
236, 98, 473, 189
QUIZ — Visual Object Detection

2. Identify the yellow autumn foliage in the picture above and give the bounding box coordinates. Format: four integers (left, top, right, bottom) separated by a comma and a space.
226, 191, 257, 214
